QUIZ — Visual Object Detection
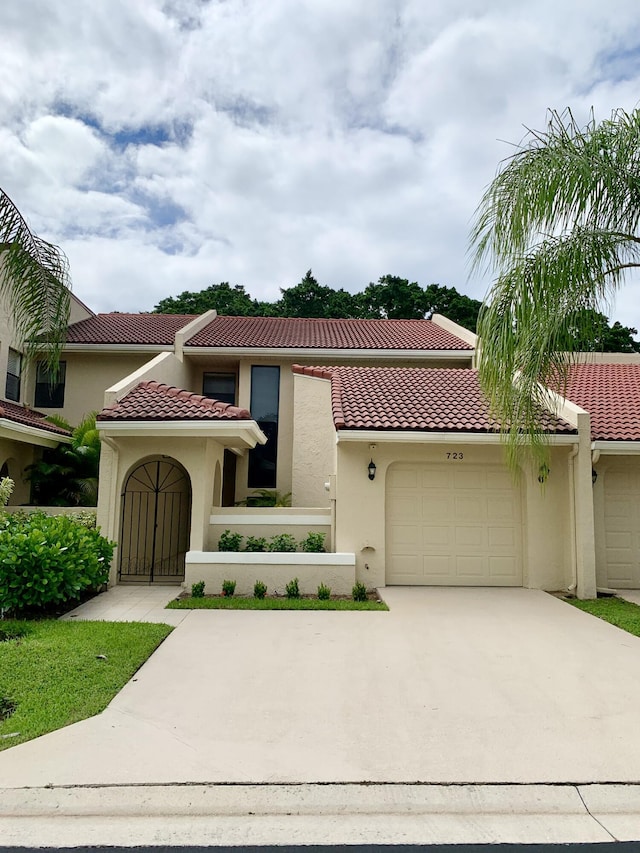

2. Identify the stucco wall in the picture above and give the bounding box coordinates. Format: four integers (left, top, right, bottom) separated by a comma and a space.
97, 436, 225, 584
0, 438, 39, 504
191, 353, 470, 504
334, 440, 574, 591
31, 352, 151, 426
292, 373, 336, 507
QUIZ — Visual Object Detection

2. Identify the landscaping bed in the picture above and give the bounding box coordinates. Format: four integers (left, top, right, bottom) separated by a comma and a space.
568, 596, 640, 637
168, 593, 388, 611
0, 619, 172, 750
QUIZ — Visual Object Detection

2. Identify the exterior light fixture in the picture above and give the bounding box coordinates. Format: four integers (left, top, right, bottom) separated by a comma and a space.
368, 459, 377, 481
592, 469, 598, 485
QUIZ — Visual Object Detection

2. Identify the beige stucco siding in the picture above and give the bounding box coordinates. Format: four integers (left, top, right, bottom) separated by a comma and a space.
0, 438, 39, 504
97, 436, 225, 583
594, 455, 640, 589
31, 353, 151, 426
335, 440, 573, 591
292, 373, 336, 507
193, 353, 470, 502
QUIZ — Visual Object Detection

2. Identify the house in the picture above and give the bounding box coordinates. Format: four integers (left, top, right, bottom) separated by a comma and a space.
2, 297, 640, 599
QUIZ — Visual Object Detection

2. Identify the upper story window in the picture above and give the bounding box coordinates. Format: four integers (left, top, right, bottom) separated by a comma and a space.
5, 349, 22, 402
202, 372, 236, 405
34, 361, 66, 408
248, 365, 280, 489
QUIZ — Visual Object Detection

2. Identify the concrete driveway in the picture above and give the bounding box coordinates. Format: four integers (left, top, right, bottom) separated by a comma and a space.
2, 587, 640, 787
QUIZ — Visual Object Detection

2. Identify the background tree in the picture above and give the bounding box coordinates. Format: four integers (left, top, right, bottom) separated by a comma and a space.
27, 413, 101, 507
360, 275, 427, 319
470, 107, 640, 466
0, 188, 71, 370
154, 282, 264, 316
274, 270, 361, 318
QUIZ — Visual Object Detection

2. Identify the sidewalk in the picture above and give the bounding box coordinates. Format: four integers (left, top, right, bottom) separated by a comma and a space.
0, 782, 637, 845
60, 583, 188, 625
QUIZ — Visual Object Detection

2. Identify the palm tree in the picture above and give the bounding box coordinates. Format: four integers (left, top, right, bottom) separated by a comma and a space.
0, 187, 71, 370
470, 108, 640, 468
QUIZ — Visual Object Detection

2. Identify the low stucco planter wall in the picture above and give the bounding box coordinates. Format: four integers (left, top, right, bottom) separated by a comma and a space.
185, 551, 356, 596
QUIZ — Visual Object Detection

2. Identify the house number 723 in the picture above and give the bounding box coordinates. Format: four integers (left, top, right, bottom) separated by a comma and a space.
446, 452, 464, 460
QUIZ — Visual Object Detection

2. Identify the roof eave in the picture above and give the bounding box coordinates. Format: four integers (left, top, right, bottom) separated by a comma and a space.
0, 420, 70, 447
592, 439, 640, 454
184, 346, 474, 359
62, 344, 175, 353
96, 419, 266, 448
335, 429, 578, 444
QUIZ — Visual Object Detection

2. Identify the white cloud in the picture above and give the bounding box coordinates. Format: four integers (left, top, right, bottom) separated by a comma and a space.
0, 0, 639, 332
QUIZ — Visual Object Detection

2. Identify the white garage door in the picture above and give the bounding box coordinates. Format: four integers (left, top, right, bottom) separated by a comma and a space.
604, 466, 640, 588
386, 462, 523, 586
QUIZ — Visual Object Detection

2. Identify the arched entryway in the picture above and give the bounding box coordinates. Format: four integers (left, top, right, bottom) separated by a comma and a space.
119, 457, 192, 583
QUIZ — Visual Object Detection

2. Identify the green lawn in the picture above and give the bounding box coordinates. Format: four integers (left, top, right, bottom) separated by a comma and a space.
569, 596, 640, 636
167, 595, 388, 611
0, 619, 172, 750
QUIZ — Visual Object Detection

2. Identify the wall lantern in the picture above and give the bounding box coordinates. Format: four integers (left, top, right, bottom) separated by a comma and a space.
592, 469, 598, 485
368, 459, 377, 481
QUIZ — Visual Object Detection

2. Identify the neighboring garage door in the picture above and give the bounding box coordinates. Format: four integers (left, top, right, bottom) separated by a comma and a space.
603, 465, 640, 588
386, 462, 523, 586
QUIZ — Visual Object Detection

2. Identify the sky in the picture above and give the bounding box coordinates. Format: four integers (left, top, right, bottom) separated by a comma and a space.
2, 0, 640, 328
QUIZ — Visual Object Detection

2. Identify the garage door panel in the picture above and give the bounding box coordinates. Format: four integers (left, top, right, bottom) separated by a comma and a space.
422, 525, 451, 546
386, 462, 522, 587
604, 466, 640, 587
454, 496, 485, 521
488, 526, 518, 548
388, 494, 422, 520
489, 556, 520, 579
454, 526, 484, 547
455, 555, 485, 578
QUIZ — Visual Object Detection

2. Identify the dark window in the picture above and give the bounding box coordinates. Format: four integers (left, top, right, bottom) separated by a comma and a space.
202, 372, 236, 404
34, 361, 66, 408
248, 365, 280, 489
5, 349, 21, 402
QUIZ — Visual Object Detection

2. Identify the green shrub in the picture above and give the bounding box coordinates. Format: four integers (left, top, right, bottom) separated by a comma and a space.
301, 532, 326, 553
352, 581, 368, 602
218, 530, 243, 551
191, 580, 206, 598
285, 577, 300, 599
317, 583, 331, 600
268, 533, 297, 552
70, 510, 97, 529
244, 536, 267, 552
0, 512, 114, 615
253, 580, 267, 599
222, 579, 236, 597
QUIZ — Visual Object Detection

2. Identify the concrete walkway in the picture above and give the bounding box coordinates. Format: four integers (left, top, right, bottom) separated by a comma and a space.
3, 587, 640, 843
60, 583, 188, 625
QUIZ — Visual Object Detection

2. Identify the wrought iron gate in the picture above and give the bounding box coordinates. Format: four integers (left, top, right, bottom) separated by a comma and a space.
119, 459, 191, 583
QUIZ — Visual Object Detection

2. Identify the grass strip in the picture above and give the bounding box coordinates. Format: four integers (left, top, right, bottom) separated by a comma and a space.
0, 619, 172, 750
167, 596, 388, 611
569, 596, 640, 637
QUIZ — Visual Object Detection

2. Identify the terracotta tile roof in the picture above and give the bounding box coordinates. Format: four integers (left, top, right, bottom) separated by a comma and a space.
186, 315, 473, 350
293, 365, 576, 434
66, 314, 198, 345
97, 381, 251, 422
564, 363, 640, 441
0, 400, 70, 436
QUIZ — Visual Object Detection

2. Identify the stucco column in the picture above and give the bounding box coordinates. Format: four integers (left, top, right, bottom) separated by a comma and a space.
188, 438, 221, 552
96, 438, 120, 585
574, 413, 597, 599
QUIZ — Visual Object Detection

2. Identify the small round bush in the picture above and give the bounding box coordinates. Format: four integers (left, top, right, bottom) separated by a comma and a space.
254, 580, 267, 599
317, 583, 331, 600
352, 581, 368, 602
0, 512, 114, 615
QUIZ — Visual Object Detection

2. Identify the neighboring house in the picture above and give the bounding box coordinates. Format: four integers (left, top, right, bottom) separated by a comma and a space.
3, 297, 640, 599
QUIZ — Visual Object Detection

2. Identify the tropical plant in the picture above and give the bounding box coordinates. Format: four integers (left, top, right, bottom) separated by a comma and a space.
301, 532, 326, 553
470, 107, 640, 469
244, 536, 267, 552
268, 533, 297, 552
26, 412, 100, 506
0, 187, 71, 371
236, 489, 292, 507
218, 530, 243, 551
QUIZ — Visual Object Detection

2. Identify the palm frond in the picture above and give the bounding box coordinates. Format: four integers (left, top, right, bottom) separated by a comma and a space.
0, 188, 71, 370
470, 108, 640, 276
478, 228, 640, 470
